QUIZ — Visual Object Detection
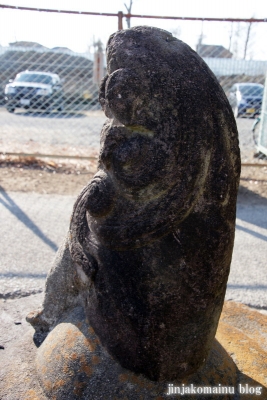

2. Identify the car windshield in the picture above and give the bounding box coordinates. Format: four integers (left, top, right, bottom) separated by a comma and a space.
15, 73, 53, 85
239, 85, 263, 96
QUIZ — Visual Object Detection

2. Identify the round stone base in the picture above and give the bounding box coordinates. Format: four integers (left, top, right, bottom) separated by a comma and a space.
35, 302, 267, 399
1, 298, 267, 399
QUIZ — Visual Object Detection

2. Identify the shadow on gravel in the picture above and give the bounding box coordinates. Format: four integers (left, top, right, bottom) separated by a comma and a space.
0, 272, 47, 279
235, 224, 267, 242
227, 284, 267, 290
237, 185, 267, 239
0, 186, 58, 252
238, 184, 267, 206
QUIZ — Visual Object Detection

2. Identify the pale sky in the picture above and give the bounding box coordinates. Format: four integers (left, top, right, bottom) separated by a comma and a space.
0, 0, 267, 59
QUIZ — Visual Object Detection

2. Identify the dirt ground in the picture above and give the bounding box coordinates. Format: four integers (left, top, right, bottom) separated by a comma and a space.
1, 157, 267, 399
1, 156, 267, 201
0, 156, 98, 196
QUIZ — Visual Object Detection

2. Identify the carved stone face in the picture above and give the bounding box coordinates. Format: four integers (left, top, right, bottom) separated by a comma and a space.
86, 27, 240, 251
69, 26, 240, 381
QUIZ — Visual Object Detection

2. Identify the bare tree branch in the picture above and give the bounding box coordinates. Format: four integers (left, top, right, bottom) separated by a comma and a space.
243, 21, 252, 59
124, 0, 133, 29
228, 23, 233, 51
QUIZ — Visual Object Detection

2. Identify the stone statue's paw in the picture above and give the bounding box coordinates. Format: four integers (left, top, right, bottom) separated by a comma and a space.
26, 308, 51, 346
26, 308, 49, 332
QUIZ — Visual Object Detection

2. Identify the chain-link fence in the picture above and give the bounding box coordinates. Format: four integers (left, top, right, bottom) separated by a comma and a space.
0, 5, 267, 163
0, 44, 106, 157
1, 4, 267, 309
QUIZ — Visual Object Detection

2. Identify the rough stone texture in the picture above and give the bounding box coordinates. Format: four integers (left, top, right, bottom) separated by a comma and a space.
27, 25, 240, 387
30, 307, 249, 399
1, 297, 267, 399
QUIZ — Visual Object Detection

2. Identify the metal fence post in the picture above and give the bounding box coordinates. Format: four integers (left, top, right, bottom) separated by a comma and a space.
0, 5, 267, 164
118, 11, 123, 30
257, 70, 267, 156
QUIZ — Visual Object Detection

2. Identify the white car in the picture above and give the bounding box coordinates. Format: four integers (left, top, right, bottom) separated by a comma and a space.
4, 70, 64, 113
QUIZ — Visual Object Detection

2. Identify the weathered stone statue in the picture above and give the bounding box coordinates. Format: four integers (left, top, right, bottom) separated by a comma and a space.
27, 26, 240, 397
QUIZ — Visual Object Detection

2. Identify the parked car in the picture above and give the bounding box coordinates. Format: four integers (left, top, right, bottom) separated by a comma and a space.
227, 82, 264, 118
4, 70, 64, 113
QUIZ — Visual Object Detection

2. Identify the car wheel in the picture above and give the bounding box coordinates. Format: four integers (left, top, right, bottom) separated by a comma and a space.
233, 106, 239, 118
45, 105, 54, 114
57, 103, 64, 112
7, 106, 15, 113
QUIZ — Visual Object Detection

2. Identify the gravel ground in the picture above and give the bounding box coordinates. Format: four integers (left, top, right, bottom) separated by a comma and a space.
0, 107, 267, 309
0, 107, 104, 157
0, 159, 267, 310
226, 202, 267, 309
0, 105, 264, 162
0, 190, 74, 299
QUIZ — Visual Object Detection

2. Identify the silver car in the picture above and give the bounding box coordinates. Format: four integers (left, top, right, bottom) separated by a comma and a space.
4, 70, 64, 113
228, 82, 263, 118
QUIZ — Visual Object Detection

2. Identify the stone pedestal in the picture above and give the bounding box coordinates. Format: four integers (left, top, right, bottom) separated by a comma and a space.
33, 302, 267, 399
1, 297, 267, 399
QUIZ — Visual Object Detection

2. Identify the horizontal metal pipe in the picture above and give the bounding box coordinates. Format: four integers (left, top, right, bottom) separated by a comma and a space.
241, 163, 267, 167
0, 5, 266, 23
1, 152, 266, 166
0, 4, 119, 17
1, 152, 98, 160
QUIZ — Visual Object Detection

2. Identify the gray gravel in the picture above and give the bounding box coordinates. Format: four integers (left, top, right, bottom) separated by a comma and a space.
0, 106, 259, 161
226, 203, 267, 309
0, 106, 265, 307
0, 190, 266, 309
0, 191, 74, 298
0, 107, 105, 154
